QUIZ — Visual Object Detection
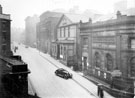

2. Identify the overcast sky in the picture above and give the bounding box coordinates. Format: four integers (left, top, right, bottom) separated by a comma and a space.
0, 0, 122, 28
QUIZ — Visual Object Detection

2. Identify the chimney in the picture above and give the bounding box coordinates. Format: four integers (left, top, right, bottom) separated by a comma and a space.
116, 11, 121, 19
0, 5, 2, 14
89, 18, 92, 23
80, 20, 82, 24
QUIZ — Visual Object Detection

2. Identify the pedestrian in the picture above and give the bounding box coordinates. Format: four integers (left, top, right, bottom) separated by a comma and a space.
100, 86, 104, 98
97, 84, 104, 98
97, 84, 102, 96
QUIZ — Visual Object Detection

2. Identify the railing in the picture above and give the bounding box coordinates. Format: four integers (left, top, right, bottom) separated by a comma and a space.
88, 67, 134, 97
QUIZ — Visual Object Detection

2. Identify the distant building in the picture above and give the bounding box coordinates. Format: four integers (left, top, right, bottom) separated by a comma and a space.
36, 11, 62, 54
25, 15, 39, 47
0, 5, 30, 97
114, 0, 135, 15
80, 11, 135, 97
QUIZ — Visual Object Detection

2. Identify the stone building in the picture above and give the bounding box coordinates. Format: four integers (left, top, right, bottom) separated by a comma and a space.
0, 5, 30, 97
54, 13, 88, 70
25, 15, 39, 47
80, 11, 135, 97
36, 11, 62, 54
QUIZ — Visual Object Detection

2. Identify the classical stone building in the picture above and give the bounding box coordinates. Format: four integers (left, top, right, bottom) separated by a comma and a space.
80, 11, 135, 97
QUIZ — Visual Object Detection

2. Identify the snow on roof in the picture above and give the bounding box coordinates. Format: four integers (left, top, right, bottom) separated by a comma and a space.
93, 13, 116, 23
64, 13, 89, 23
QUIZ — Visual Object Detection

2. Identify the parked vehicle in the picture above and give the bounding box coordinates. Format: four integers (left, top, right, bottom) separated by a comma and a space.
55, 68, 72, 79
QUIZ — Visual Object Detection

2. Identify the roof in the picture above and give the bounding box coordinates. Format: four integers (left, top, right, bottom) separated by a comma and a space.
40, 11, 63, 21
64, 13, 89, 23
93, 13, 116, 23
0, 55, 26, 66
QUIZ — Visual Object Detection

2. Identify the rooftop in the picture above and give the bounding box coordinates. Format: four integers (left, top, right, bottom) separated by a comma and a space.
64, 13, 89, 23
0, 14, 10, 20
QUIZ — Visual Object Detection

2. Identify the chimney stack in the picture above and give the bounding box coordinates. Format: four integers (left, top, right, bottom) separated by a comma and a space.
116, 11, 121, 19
0, 5, 2, 14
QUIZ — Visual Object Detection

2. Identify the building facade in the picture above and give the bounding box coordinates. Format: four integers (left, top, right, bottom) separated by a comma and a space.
25, 15, 39, 47
36, 11, 62, 54
0, 5, 30, 97
55, 14, 88, 70
80, 11, 135, 97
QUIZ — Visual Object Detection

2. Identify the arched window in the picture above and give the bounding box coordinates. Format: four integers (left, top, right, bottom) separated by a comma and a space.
130, 57, 135, 77
94, 52, 101, 68
105, 53, 113, 71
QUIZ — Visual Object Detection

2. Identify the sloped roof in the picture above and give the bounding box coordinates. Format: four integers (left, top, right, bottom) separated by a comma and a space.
64, 13, 89, 23
93, 13, 116, 23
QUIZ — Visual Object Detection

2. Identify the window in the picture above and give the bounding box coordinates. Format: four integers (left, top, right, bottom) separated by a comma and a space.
94, 52, 101, 68
60, 28, 62, 37
130, 57, 135, 77
1, 44, 6, 54
60, 45, 63, 55
61, 28, 64, 37
68, 27, 70, 37
105, 53, 113, 71
65, 27, 68, 37
131, 39, 135, 49
64, 28, 65, 37
57, 29, 60, 38
83, 38, 88, 45
2, 32, 6, 43
2, 20, 7, 30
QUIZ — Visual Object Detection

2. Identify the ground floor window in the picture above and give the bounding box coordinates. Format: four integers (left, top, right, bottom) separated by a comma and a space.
105, 53, 113, 71
130, 57, 135, 77
94, 52, 101, 68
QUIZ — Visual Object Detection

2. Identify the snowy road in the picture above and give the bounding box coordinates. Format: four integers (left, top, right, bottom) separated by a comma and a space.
13, 43, 114, 98
15, 45, 97, 98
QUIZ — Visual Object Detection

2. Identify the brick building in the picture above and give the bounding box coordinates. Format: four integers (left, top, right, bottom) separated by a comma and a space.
0, 5, 30, 97
80, 11, 135, 97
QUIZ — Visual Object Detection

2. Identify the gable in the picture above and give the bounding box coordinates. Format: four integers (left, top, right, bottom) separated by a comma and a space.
58, 15, 72, 27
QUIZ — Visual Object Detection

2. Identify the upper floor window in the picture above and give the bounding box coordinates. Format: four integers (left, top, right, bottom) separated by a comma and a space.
61, 28, 64, 37
94, 52, 101, 68
68, 27, 70, 37
65, 27, 68, 37
83, 38, 88, 45
105, 53, 113, 71
131, 39, 135, 49
2, 32, 6, 43
70, 26, 76, 38
1, 44, 6, 54
64, 28, 65, 37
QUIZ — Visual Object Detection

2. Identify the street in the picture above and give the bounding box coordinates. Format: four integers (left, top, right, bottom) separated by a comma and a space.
14, 43, 114, 98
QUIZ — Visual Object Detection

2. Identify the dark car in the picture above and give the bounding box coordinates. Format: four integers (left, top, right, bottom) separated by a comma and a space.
55, 68, 73, 79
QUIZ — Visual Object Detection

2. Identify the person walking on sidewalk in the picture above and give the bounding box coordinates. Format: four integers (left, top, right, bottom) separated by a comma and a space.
97, 84, 104, 98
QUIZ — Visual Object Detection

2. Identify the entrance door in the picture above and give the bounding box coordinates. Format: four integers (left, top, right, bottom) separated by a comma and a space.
83, 57, 87, 70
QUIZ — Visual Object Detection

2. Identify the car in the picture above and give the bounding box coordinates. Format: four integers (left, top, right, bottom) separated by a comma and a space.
55, 68, 73, 79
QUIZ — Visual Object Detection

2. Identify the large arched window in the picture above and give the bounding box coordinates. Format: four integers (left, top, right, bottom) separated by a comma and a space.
105, 53, 113, 71
94, 52, 101, 68
130, 57, 135, 77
